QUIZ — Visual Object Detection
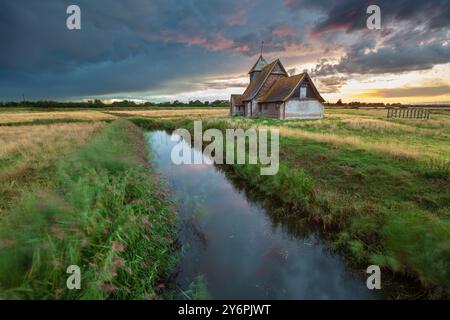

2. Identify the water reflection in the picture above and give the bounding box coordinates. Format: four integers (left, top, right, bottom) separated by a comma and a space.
146, 130, 376, 300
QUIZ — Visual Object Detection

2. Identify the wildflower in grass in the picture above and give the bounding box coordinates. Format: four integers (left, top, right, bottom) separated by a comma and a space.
112, 257, 125, 267
140, 215, 152, 228
112, 241, 125, 253
100, 283, 117, 294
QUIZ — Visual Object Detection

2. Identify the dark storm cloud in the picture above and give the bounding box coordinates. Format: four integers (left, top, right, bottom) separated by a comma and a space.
0, 0, 449, 100
311, 39, 450, 76
284, 0, 450, 32
301, 0, 450, 81
0, 0, 309, 100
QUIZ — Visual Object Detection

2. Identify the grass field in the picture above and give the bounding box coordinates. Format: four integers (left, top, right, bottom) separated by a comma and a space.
0, 122, 106, 214
0, 111, 116, 124
0, 106, 448, 298
0, 118, 177, 299
0, 108, 228, 125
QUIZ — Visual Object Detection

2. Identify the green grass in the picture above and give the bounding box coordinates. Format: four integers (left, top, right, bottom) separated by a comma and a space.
0, 119, 177, 299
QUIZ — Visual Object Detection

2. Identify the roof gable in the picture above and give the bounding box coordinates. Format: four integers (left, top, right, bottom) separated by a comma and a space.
242, 59, 288, 101
258, 73, 325, 103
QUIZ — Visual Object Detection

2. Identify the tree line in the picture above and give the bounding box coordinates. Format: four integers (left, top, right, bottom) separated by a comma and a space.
0, 99, 229, 109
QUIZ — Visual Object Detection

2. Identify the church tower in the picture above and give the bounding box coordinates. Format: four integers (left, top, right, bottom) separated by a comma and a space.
248, 41, 267, 82
248, 55, 268, 82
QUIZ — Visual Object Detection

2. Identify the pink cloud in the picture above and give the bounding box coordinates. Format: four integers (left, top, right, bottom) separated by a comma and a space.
146, 30, 247, 53
175, 34, 250, 53
233, 45, 251, 53
272, 25, 296, 37
227, 9, 247, 27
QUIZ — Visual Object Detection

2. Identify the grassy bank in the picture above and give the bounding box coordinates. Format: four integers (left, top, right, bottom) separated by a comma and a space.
0, 120, 177, 299
131, 116, 449, 298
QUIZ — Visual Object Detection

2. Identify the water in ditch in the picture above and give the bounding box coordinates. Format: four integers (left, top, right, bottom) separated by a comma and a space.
146, 130, 378, 300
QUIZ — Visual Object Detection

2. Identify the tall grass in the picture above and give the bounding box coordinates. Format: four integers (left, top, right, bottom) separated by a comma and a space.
0, 122, 105, 214
0, 120, 177, 299
0, 111, 115, 124
372, 211, 450, 296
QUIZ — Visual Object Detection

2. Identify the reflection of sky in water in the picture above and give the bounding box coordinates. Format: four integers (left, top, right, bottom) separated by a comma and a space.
146, 131, 377, 300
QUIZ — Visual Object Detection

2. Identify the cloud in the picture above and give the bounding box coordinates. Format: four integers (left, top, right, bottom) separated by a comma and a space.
284, 0, 450, 33
360, 85, 450, 98
312, 40, 450, 76
0, 0, 449, 101
272, 25, 296, 37
315, 76, 348, 94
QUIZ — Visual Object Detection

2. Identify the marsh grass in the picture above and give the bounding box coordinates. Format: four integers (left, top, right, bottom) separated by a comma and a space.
0, 122, 106, 214
0, 111, 115, 124
107, 108, 228, 120
0, 120, 177, 299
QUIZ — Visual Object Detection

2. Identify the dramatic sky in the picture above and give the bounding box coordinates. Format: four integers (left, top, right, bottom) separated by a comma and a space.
1, 0, 450, 103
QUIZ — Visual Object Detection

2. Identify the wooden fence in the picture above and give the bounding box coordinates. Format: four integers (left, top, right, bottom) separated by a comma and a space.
387, 108, 431, 119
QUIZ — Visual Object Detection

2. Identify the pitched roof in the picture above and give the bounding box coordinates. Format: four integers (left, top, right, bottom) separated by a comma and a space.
230, 94, 244, 106
248, 55, 268, 74
258, 74, 305, 103
258, 73, 326, 103
242, 59, 287, 102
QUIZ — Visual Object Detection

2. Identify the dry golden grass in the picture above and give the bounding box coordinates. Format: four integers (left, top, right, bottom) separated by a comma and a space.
325, 109, 388, 120
326, 108, 450, 127
0, 122, 105, 177
276, 127, 427, 160
249, 109, 450, 161
0, 111, 116, 124
341, 118, 419, 132
108, 108, 228, 120
0, 122, 104, 157
0, 122, 106, 213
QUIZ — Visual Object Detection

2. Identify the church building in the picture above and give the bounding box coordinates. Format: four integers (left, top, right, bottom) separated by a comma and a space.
230, 55, 325, 120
